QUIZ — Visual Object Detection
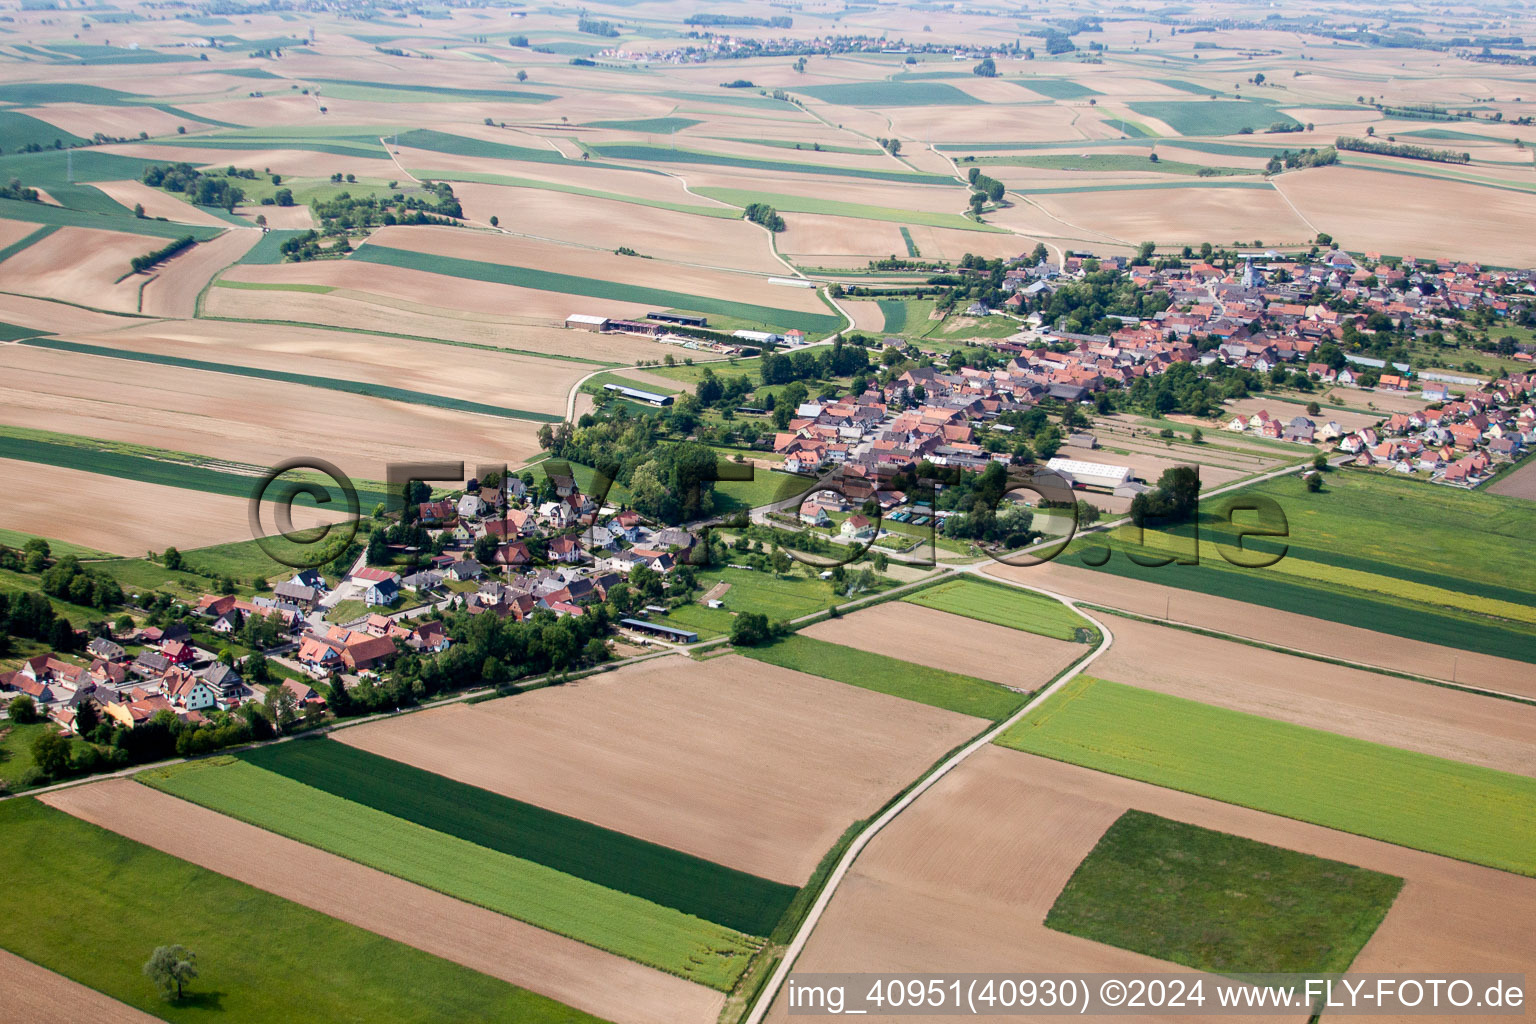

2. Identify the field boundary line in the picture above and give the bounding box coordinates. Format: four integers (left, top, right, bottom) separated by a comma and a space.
741, 580, 1114, 1024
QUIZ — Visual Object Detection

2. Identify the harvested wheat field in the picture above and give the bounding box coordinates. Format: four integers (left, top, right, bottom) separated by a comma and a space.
0, 226, 166, 312
449, 183, 780, 273
1489, 459, 1536, 501
200, 287, 663, 362
375, 225, 830, 314
800, 602, 1082, 690
1092, 615, 1536, 776
0, 219, 44, 251
139, 228, 260, 318
769, 745, 1536, 1023
0, 293, 140, 336
983, 560, 1536, 695
222, 256, 652, 324
335, 653, 985, 884
90, 180, 233, 229
1033, 185, 1315, 249
0, 343, 547, 479
40, 781, 719, 1024
0, 457, 278, 552
94, 318, 584, 416
1275, 167, 1536, 267
0, 947, 161, 1024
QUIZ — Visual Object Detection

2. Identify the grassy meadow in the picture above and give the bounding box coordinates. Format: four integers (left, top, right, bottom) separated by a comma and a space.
904, 577, 1099, 643
1047, 810, 1402, 974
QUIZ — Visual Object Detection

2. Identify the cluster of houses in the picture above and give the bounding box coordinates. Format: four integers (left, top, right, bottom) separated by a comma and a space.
0, 620, 321, 737
1335, 375, 1535, 485
286, 477, 706, 678
768, 248, 1534, 494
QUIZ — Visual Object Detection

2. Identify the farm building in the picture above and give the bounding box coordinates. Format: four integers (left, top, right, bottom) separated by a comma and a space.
619, 618, 698, 643
565, 314, 609, 331
603, 383, 674, 407
648, 312, 707, 327
1045, 457, 1136, 490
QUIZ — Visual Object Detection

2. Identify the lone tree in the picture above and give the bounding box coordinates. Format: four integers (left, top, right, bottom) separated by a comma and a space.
143, 945, 198, 1002
730, 611, 771, 647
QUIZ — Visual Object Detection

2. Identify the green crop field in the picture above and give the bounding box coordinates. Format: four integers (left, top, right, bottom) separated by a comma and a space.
589, 143, 955, 185
0, 319, 49, 342
0, 799, 604, 1024
395, 128, 601, 167
1054, 471, 1536, 663
904, 577, 1098, 643
1159, 79, 1225, 96
214, 279, 335, 294
1014, 180, 1272, 195
1015, 79, 1099, 100
0, 110, 86, 150
19, 337, 561, 424
0, 527, 114, 560
143, 758, 758, 990
741, 633, 1024, 721
0, 194, 227, 240
1046, 810, 1402, 974
999, 677, 1536, 876
791, 81, 984, 107
977, 153, 1254, 176
1128, 100, 1300, 136
878, 299, 909, 333
239, 740, 798, 936
717, 137, 883, 156
691, 188, 1003, 232
351, 242, 843, 335
585, 117, 701, 133
148, 133, 388, 159
899, 226, 919, 257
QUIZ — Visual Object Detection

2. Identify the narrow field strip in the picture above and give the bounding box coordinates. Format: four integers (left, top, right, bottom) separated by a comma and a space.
692, 187, 1002, 232
589, 143, 956, 185
905, 577, 1100, 643
0, 431, 394, 508
141, 758, 758, 991
0, 798, 606, 1024
351, 243, 844, 335
0, 224, 59, 264
410, 169, 740, 218
739, 633, 1025, 721
240, 739, 799, 937
0, 195, 227, 239
998, 676, 1536, 876
17, 336, 563, 423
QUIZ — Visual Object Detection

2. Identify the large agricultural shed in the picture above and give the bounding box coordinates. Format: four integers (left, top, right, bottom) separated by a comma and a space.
1045, 458, 1136, 490
603, 384, 674, 407
619, 618, 697, 642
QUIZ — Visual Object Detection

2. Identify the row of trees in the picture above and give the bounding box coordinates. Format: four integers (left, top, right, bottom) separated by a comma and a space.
1335, 136, 1471, 163
129, 234, 196, 274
